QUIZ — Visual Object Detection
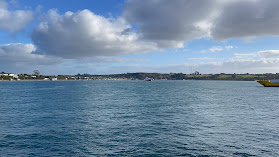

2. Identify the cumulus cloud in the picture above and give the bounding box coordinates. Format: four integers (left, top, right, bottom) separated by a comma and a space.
123, 0, 217, 48
0, 0, 34, 32
211, 0, 279, 40
0, 43, 63, 66
123, 0, 279, 46
31, 9, 157, 59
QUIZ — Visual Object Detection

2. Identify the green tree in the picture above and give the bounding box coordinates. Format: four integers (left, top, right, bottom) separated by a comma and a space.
33, 70, 40, 76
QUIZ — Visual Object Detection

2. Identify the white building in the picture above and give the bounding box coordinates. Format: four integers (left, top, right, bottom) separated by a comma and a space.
49, 77, 57, 81
13, 75, 19, 79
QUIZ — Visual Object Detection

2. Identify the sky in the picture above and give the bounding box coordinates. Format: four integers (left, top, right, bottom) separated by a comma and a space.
1, 0, 279, 75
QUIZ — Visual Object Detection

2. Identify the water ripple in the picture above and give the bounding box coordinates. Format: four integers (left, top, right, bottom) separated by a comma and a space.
0, 80, 279, 156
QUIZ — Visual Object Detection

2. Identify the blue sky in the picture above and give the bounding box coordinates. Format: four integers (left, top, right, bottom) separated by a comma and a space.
1, 0, 279, 75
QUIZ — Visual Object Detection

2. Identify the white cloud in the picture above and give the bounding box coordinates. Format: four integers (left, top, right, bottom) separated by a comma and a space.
0, 43, 150, 74
198, 58, 279, 74
219, 58, 273, 73
186, 57, 219, 61
0, 43, 150, 66
0, 43, 64, 66
200, 45, 234, 53
258, 50, 279, 58
233, 53, 257, 59
209, 46, 223, 52
0, 0, 34, 32
234, 50, 279, 59
102, 58, 279, 74
31, 9, 157, 59
225, 45, 234, 49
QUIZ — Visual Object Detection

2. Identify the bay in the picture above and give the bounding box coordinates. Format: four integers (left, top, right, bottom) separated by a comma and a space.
0, 80, 279, 156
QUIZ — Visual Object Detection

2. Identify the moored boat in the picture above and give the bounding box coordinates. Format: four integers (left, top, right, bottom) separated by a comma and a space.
257, 80, 279, 87
144, 77, 154, 81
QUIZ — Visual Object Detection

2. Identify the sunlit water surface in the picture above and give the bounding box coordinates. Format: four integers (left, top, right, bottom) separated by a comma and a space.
0, 80, 279, 156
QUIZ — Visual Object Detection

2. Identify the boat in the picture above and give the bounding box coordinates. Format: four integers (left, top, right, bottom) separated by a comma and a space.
257, 80, 279, 87
144, 77, 154, 81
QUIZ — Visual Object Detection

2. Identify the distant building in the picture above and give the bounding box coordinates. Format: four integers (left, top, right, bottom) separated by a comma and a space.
13, 75, 19, 79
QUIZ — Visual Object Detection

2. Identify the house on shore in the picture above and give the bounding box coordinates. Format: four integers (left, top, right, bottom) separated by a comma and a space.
49, 77, 57, 81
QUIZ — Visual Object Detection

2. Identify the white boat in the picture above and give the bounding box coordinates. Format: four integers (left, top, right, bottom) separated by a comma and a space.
144, 77, 154, 81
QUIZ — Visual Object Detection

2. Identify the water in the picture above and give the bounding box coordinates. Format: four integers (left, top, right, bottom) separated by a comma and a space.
0, 80, 279, 156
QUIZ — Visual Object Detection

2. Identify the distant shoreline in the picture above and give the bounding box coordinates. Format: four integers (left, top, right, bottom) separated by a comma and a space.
1, 72, 278, 81
0, 79, 258, 82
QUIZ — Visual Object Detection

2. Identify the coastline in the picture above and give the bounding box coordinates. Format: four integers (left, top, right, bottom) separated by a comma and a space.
1, 72, 276, 81
0, 79, 258, 82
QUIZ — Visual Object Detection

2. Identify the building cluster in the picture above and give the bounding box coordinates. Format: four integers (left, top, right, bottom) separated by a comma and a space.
0, 72, 56, 81
0, 73, 20, 81
0, 72, 131, 81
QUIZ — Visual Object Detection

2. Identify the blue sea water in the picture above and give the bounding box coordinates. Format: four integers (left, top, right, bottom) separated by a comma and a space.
0, 80, 279, 156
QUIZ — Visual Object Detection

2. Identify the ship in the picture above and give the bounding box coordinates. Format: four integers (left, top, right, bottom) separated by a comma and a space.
257, 80, 279, 87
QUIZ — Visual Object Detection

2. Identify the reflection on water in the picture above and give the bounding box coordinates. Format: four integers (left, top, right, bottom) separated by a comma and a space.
0, 80, 279, 156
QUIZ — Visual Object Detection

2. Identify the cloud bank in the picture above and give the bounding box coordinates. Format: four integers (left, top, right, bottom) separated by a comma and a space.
234, 50, 279, 58
212, 0, 279, 40
258, 50, 279, 58
101, 58, 279, 74
0, 43, 63, 66
124, 0, 279, 47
